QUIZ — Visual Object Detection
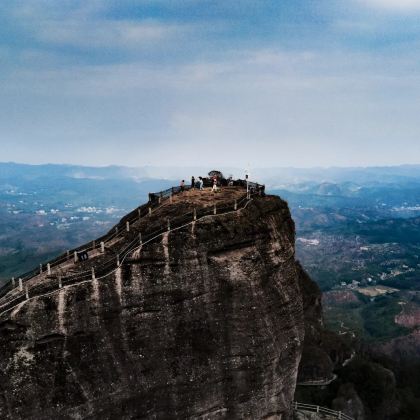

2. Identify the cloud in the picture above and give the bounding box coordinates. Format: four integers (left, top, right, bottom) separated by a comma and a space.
1, 1, 195, 57
1, 1, 420, 167
362, 0, 420, 11
2, 43, 420, 167
35, 19, 183, 49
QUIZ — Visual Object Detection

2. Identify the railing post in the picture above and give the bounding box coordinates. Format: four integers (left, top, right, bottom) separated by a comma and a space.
316, 406, 320, 413
167, 219, 171, 231
12, 277, 15, 288
19, 278, 23, 291
40, 264, 43, 274
338, 412, 342, 419
139, 233, 142, 245
193, 208, 197, 221
115, 226, 118, 234
117, 254, 120, 267
213, 204, 217, 215
126, 221, 130, 232
170, 194, 173, 203
25, 285, 29, 300
100, 241, 105, 253
149, 207, 152, 216
158, 196, 161, 204
47, 263, 51, 275
91, 267, 95, 280
138, 208, 141, 218
74, 251, 78, 263
59, 276, 62, 288
234, 200, 237, 210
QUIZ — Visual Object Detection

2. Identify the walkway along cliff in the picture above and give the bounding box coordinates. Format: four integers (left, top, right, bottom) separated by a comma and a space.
0, 182, 345, 419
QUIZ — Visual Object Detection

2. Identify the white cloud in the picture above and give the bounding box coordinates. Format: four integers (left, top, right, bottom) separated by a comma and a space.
362, 0, 420, 11
1, 1, 420, 167
2, 44, 420, 167
35, 19, 184, 49
4, 1, 192, 52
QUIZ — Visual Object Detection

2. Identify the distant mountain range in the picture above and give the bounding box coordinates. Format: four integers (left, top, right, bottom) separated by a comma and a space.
2, 161, 420, 187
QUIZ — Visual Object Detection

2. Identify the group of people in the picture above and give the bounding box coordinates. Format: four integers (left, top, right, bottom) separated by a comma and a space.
179, 174, 264, 196
191, 176, 206, 191
179, 173, 265, 197
179, 175, 215, 192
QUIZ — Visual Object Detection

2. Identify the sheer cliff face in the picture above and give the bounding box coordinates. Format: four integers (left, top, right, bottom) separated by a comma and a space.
0, 195, 305, 419
296, 264, 352, 384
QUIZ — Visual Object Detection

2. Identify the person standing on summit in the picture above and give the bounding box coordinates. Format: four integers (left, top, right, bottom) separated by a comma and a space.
191, 176, 195, 189
212, 177, 218, 192
180, 179, 185, 193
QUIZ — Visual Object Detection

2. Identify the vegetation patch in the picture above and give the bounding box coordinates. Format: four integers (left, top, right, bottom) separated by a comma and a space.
361, 295, 411, 341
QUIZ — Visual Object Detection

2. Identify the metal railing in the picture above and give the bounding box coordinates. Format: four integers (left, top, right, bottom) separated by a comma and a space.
297, 374, 337, 386
293, 402, 354, 420
0, 199, 154, 297
0, 181, 263, 314
148, 185, 192, 203
0, 182, 223, 299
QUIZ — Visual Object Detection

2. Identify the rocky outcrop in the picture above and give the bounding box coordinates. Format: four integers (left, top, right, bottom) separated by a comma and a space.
332, 383, 365, 420
338, 357, 399, 420
0, 190, 308, 419
296, 265, 352, 384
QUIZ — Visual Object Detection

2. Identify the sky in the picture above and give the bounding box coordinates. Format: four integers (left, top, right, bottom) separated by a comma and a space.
1, 0, 420, 168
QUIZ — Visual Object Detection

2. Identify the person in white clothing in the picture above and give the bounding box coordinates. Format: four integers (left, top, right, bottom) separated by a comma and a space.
212, 178, 218, 192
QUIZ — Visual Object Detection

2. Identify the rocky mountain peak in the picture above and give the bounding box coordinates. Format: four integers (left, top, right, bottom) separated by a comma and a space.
0, 185, 333, 419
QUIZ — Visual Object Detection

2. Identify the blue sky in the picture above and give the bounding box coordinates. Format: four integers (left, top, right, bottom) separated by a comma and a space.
1, 0, 420, 168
